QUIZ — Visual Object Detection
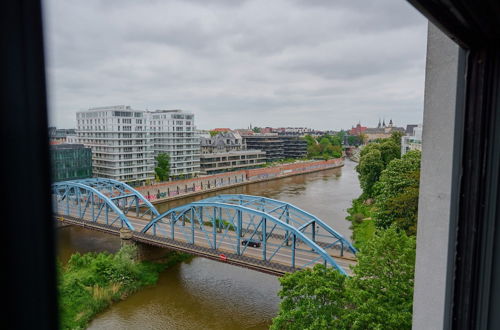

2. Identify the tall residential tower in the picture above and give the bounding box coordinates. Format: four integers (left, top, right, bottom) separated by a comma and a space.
76, 105, 200, 185
147, 109, 200, 178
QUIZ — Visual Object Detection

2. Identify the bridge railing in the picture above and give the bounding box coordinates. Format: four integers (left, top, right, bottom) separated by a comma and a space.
52, 180, 355, 275
52, 181, 136, 230
197, 194, 357, 255
141, 201, 349, 275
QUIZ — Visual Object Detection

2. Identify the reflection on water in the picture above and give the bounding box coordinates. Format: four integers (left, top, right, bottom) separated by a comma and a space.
58, 160, 360, 330
57, 226, 121, 263
87, 258, 279, 330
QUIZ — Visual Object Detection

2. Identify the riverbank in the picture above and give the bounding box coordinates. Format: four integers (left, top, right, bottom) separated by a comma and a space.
346, 197, 376, 249
138, 158, 344, 204
58, 245, 191, 329
61, 161, 360, 329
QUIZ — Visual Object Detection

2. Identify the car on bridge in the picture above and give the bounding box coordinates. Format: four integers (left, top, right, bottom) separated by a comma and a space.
242, 239, 261, 248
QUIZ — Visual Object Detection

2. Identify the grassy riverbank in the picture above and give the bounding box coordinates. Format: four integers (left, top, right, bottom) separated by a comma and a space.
58, 245, 191, 329
346, 197, 376, 250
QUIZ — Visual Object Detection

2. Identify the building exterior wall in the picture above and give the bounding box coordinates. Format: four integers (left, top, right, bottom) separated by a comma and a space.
147, 110, 200, 178
48, 127, 77, 144
200, 150, 266, 174
76, 106, 200, 185
402, 125, 423, 155
275, 127, 313, 135
50, 144, 92, 182
76, 105, 155, 185
412, 23, 461, 330
364, 126, 405, 142
281, 136, 308, 158
137, 158, 343, 202
200, 131, 245, 154
243, 134, 285, 162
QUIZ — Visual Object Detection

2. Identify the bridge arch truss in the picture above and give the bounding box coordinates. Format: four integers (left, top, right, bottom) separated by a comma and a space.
52, 178, 160, 230
141, 194, 355, 274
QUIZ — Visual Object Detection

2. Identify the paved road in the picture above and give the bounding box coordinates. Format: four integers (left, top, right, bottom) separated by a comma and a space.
54, 200, 356, 274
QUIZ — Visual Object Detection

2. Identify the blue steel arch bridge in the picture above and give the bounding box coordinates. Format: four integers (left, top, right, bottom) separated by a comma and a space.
52, 178, 357, 275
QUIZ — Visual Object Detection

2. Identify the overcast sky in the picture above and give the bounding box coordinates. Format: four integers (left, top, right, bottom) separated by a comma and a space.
44, 0, 428, 131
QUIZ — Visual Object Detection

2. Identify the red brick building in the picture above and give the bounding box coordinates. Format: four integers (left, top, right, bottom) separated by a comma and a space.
349, 123, 367, 135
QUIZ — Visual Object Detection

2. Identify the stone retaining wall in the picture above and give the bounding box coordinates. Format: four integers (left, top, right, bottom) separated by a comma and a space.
137, 158, 343, 202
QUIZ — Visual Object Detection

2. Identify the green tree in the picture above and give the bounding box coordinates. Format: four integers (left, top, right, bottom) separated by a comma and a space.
303, 135, 317, 146
271, 227, 416, 330
356, 149, 385, 198
154, 153, 170, 182
335, 130, 347, 145
319, 136, 332, 147
325, 144, 342, 159
347, 135, 360, 146
378, 183, 420, 235
390, 131, 404, 148
307, 143, 322, 158
271, 265, 347, 330
374, 150, 421, 231
359, 133, 368, 145
379, 140, 401, 166
342, 227, 416, 330
359, 142, 380, 158
304, 134, 343, 159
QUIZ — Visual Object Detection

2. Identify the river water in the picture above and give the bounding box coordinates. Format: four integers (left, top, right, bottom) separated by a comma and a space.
57, 159, 361, 330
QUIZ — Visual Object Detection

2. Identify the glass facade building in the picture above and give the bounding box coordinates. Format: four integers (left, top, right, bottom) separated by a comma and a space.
50, 144, 92, 182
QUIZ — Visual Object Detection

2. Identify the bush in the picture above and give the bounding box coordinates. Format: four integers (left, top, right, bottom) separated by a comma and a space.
58, 247, 190, 329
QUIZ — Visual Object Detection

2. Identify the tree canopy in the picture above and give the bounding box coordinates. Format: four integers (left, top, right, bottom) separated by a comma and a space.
356, 148, 384, 198
374, 150, 421, 234
356, 138, 402, 198
271, 265, 347, 330
390, 131, 405, 148
272, 137, 421, 330
271, 227, 416, 330
343, 227, 416, 329
154, 153, 170, 182
304, 133, 343, 159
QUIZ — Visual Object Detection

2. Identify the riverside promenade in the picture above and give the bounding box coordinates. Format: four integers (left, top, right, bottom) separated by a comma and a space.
137, 158, 344, 204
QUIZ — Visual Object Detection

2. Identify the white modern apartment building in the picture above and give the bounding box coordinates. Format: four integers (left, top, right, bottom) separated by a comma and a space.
402, 124, 423, 155
76, 106, 200, 185
147, 109, 200, 178
76, 105, 155, 185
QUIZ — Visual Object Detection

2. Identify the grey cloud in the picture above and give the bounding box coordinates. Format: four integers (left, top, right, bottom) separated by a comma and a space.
44, 0, 427, 130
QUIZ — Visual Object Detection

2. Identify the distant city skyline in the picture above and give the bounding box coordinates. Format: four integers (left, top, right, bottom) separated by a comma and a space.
44, 0, 427, 131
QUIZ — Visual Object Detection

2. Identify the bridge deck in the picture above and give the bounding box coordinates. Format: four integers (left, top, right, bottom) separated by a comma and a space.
54, 201, 356, 275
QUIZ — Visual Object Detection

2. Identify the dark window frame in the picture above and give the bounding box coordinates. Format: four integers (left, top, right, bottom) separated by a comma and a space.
409, 1, 500, 328
2, 0, 500, 329
1, 0, 59, 329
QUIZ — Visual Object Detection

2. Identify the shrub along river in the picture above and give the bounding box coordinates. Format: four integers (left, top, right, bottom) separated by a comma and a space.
57, 159, 361, 329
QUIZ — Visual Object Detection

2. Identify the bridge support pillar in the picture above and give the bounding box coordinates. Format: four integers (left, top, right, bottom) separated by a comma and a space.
120, 227, 134, 246
119, 227, 139, 261
119, 228, 172, 262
